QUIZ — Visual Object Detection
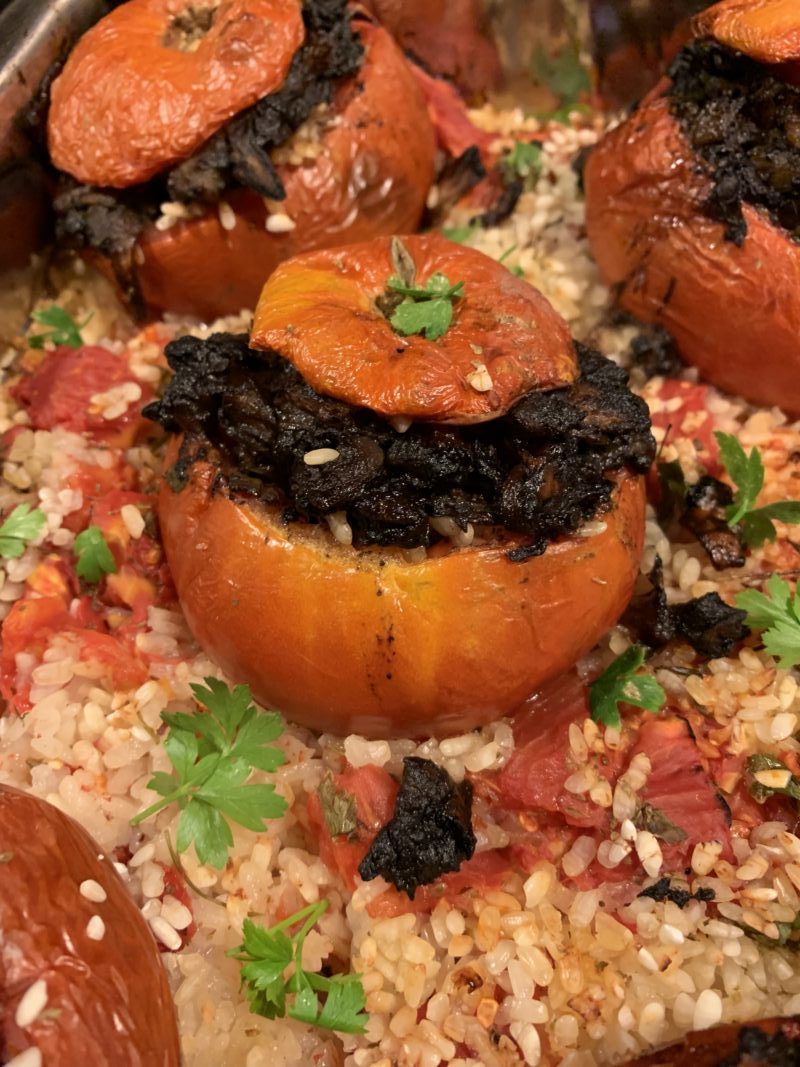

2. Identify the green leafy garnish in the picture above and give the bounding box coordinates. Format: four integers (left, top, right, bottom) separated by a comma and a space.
531, 44, 591, 118
498, 245, 525, 278
130, 678, 287, 868
716, 432, 800, 547
442, 224, 478, 245
388, 272, 465, 342
736, 574, 800, 669
589, 646, 666, 729
229, 900, 367, 1034
318, 775, 357, 838
0, 503, 45, 559
28, 305, 91, 349
74, 525, 117, 583
502, 141, 543, 190
746, 752, 800, 804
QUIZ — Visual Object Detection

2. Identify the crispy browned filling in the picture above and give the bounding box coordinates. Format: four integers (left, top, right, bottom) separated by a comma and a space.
145, 332, 655, 555
668, 39, 800, 245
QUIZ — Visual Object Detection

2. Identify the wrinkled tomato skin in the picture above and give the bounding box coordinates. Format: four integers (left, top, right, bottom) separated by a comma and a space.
158, 444, 646, 738
585, 83, 800, 413
48, 0, 304, 187
361, 0, 501, 98
136, 22, 436, 319
695, 0, 800, 63
11, 346, 153, 448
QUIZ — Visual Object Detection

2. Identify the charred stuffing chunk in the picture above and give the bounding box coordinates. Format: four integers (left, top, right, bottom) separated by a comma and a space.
145, 334, 655, 553
629, 325, 682, 379
52, 0, 362, 256
721, 1025, 800, 1067
637, 876, 715, 908
668, 39, 800, 245
683, 476, 746, 569
623, 554, 750, 658
357, 757, 476, 898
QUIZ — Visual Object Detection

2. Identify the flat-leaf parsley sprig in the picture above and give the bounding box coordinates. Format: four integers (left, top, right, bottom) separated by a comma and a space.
28, 305, 92, 349
131, 678, 287, 868
736, 574, 800, 670
589, 646, 666, 729
0, 503, 46, 559
716, 432, 800, 548
74, 525, 117, 583
387, 272, 465, 342
229, 900, 367, 1034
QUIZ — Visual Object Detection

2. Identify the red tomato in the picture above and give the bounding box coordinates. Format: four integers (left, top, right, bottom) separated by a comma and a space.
648, 380, 720, 475
12, 346, 153, 447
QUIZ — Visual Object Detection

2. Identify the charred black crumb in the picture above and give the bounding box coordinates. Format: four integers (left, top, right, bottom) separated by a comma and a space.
683, 475, 747, 570
572, 144, 592, 195
507, 542, 546, 563
357, 757, 476, 898
622, 555, 675, 647
721, 1024, 800, 1067
629, 325, 683, 379
167, 0, 363, 202
668, 39, 800, 245
672, 593, 750, 659
472, 177, 523, 229
53, 184, 154, 260
637, 876, 715, 908
145, 333, 655, 551
423, 146, 486, 229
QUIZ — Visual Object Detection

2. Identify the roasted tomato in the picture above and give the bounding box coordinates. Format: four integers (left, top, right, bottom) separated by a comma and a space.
46, 2, 437, 320
149, 234, 652, 737
0, 785, 180, 1065
695, 0, 800, 63
585, 13, 800, 413
361, 0, 501, 98
159, 450, 645, 737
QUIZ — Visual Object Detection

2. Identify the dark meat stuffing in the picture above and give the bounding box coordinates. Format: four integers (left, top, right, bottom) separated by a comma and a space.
358, 757, 476, 898
668, 39, 800, 245
145, 333, 655, 553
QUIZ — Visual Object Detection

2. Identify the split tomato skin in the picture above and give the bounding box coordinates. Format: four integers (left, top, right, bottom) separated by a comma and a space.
585, 82, 800, 413
158, 441, 646, 738
136, 22, 436, 318
47, 0, 305, 187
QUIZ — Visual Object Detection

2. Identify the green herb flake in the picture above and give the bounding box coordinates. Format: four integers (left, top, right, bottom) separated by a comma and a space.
746, 752, 800, 804
633, 802, 687, 845
388, 272, 465, 342
0, 503, 45, 559
28, 305, 91, 349
229, 900, 367, 1034
502, 141, 543, 189
589, 646, 666, 729
130, 678, 287, 869
531, 44, 591, 116
74, 525, 118, 584
318, 774, 358, 838
442, 224, 478, 245
715, 432, 800, 548
736, 574, 800, 670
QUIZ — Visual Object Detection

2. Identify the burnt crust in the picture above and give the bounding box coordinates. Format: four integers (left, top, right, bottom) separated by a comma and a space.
144, 331, 655, 553
667, 39, 800, 245
52, 0, 362, 259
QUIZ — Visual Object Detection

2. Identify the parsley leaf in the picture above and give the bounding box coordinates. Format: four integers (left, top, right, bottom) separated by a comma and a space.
531, 44, 590, 116
736, 574, 800, 669
388, 273, 465, 342
746, 753, 800, 805
74, 525, 117, 583
318, 774, 358, 838
442, 224, 478, 244
229, 900, 367, 1034
502, 141, 543, 190
28, 305, 91, 349
0, 503, 45, 559
715, 432, 800, 547
589, 646, 666, 729
130, 679, 287, 868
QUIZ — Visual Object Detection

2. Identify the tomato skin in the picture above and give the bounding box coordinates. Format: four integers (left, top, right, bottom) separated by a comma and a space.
12, 346, 153, 448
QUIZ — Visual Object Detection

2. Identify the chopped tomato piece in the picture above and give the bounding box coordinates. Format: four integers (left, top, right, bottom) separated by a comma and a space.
1, 595, 73, 710
160, 865, 197, 947
648, 380, 720, 474
12, 345, 153, 447
366, 850, 513, 917
63, 457, 140, 533
631, 716, 734, 866
409, 64, 497, 164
